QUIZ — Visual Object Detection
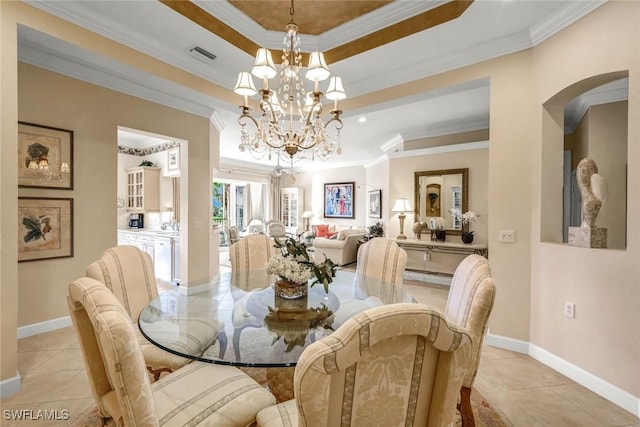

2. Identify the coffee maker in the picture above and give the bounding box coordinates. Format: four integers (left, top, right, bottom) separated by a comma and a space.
128, 213, 144, 229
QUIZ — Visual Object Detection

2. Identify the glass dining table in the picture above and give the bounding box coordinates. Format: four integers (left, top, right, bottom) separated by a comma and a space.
138, 269, 415, 401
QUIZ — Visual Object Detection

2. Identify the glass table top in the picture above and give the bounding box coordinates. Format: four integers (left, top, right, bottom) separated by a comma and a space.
138, 269, 415, 367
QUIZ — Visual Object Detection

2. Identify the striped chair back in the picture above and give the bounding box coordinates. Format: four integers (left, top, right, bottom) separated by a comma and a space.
86, 245, 157, 322
229, 233, 277, 290
293, 303, 471, 426
355, 237, 408, 292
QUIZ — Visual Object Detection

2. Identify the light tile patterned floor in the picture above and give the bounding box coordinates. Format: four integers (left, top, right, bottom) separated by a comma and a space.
2, 259, 638, 426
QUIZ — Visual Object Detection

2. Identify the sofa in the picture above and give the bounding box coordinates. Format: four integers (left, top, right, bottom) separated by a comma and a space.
312, 228, 366, 266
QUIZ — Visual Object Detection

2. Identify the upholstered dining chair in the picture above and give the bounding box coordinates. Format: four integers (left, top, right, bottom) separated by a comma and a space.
330, 237, 409, 328
87, 245, 226, 381
354, 237, 408, 290
444, 254, 496, 427
255, 303, 472, 427
228, 225, 241, 245
68, 277, 276, 426
266, 219, 288, 244
229, 233, 278, 360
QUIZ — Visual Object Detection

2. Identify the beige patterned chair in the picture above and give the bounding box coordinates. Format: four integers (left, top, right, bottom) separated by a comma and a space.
331, 238, 408, 329
444, 254, 496, 427
87, 245, 224, 381
256, 303, 472, 427
355, 237, 408, 289
229, 234, 278, 361
68, 277, 276, 426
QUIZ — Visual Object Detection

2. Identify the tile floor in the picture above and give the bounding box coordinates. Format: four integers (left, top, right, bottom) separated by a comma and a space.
2, 258, 638, 426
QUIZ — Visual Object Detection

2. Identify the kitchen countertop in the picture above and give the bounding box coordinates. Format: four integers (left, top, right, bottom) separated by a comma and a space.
118, 229, 180, 237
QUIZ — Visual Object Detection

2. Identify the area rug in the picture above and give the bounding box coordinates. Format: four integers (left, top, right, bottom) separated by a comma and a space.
72, 368, 506, 427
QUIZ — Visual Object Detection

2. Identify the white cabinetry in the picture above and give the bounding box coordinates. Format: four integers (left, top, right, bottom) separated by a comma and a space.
126, 166, 160, 211
281, 187, 304, 234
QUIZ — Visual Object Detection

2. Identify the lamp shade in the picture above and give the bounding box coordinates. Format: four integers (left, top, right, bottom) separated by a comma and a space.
233, 72, 257, 96
305, 52, 330, 82
302, 211, 313, 219
326, 76, 346, 101
251, 48, 277, 80
392, 198, 412, 213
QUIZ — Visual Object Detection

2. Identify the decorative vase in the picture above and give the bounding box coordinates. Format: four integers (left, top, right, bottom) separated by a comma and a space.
274, 278, 308, 300
461, 231, 474, 244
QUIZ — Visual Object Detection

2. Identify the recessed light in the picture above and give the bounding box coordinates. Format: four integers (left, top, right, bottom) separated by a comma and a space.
358, 117, 367, 123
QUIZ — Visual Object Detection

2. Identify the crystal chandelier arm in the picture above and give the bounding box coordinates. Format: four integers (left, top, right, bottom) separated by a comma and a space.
237, 106, 259, 128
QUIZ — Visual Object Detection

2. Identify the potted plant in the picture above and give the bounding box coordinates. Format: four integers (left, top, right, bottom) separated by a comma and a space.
364, 221, 384, 241
265, 237, 336, 299
450, 209, 479, 243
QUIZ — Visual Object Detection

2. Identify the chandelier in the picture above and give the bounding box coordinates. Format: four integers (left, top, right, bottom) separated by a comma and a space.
234, 0, 346, 163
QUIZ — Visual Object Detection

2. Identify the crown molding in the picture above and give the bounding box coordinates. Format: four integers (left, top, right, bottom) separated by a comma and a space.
564, 78, 628, 132
379, 134, 404, 154
210, 111, 226, 133
529, 1, 607, 45
196, 0, 446, 52
387, 140, 489, 160
18, 37, 229, 120
401, 117, 489, 142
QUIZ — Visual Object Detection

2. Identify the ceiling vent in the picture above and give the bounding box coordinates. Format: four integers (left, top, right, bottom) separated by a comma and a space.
187, 45, 217, 63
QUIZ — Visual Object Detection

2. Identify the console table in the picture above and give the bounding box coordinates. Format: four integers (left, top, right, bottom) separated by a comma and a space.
393, 239, 488, 277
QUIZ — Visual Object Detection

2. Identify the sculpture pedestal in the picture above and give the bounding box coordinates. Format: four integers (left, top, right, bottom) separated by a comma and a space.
568, 227, 607, 248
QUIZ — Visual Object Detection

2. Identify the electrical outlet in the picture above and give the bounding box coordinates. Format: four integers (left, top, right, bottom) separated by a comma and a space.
499, 229, 515, 243
564, 302, 575, 318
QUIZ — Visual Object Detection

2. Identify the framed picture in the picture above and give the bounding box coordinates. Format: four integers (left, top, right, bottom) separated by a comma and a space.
167, 147, 179, 172
18, 122, 73, 189
18, 197, 73, 262
368, 189, 382, 218
324, 182, 355, 219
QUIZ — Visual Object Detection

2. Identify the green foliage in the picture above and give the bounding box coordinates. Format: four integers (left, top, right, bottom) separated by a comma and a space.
273, 237, 337, 293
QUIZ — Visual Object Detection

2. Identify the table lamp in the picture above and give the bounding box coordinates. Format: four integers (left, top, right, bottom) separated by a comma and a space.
301, 211, 313, 231
392, 198, 412, 240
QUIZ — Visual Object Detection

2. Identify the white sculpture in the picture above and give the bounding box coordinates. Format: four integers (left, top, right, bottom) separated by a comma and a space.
576, 158, 608, 228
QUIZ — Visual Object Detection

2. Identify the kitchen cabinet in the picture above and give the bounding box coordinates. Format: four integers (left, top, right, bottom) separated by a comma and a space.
281, 187, 304, 234
126, 166, 160, 211
118, 230, 180, 284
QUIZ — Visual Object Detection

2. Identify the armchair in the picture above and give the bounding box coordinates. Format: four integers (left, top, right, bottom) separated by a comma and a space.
87, 245, 223, 380
256, 303, 471, 427
445, 254, 496, 427
68, 277, 276, 426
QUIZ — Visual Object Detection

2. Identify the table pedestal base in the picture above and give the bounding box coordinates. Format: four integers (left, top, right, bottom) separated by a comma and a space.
266, 367, 295, 402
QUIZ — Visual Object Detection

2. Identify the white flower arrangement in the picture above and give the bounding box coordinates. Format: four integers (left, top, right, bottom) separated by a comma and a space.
265, 255, 313, 283
265, 237, 337, 292
449, 208, 479, 225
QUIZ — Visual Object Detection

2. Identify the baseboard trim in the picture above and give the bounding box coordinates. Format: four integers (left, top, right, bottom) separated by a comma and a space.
485, 332, 530, 354
0, 373, 21, 399
17, 316, 72, 339
529, 344, 640, 418
486, 333, 640, 417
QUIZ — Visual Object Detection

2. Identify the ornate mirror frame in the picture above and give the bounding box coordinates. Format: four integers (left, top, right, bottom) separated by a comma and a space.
414, 168, 469, 235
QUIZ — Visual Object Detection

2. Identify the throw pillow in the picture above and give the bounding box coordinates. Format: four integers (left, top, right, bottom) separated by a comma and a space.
315, 224, 330, 238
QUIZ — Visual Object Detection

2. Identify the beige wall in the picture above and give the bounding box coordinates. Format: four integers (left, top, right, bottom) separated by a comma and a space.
530, 2, 639, 396
1, 0, 21, 384
17, 62, 215, 322
387, 148, 489, 245
586, 102, 628, 249
295, 165, 366, 227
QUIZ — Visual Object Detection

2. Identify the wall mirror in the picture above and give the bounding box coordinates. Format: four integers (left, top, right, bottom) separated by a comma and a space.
414, 168, 468, 235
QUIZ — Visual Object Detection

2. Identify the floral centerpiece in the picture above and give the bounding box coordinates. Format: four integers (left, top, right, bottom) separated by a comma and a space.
265, 237, 336, 299
449, 209, 479, 243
